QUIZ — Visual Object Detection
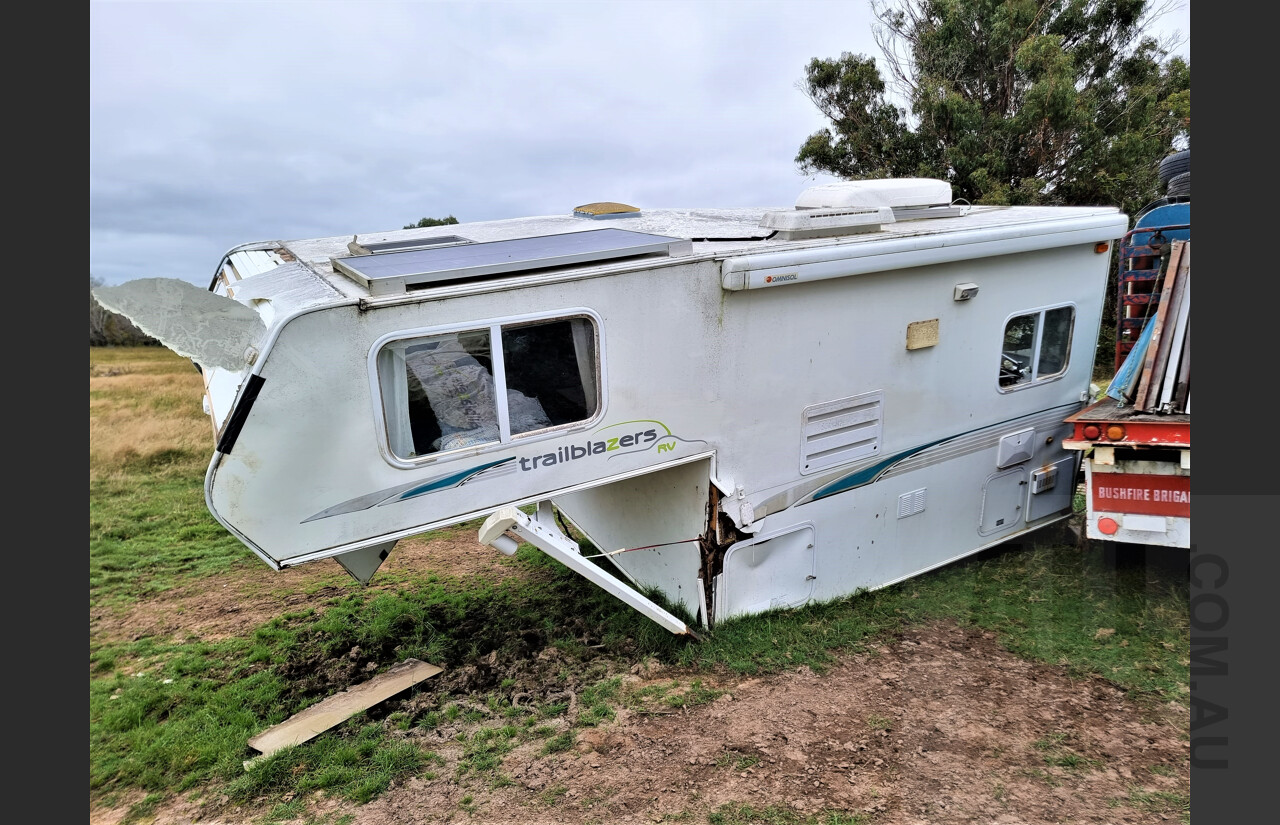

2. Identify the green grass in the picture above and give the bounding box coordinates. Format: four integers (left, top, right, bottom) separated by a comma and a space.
707, 803, 870, 825
229, 724, 434, 805
88, 556, 670, 800
1033, 732, 1101, 770
90, 471, 254, 605
456, 725, 521, 779
538, 784, 569, 804
91, 522, 1187, 820
865, 714, 893, 732
539, 730, 576, 755
1110, 784, 1191, 823
714, 751, 761, 771
89, 517, 692, 816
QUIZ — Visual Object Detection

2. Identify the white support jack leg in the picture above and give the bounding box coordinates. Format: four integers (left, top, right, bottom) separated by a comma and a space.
478, 506, 699, 638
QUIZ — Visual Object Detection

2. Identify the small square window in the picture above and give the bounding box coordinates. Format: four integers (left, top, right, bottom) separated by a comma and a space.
999, 306, 1074, 390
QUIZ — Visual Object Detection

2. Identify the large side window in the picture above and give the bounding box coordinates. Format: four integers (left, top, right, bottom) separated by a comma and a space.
998, 305, 1074, 390
377, 315, 599, 460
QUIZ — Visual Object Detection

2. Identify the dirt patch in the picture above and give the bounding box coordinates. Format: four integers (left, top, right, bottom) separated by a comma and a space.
91, 620, 1188, 825
334, 621, 1188, 825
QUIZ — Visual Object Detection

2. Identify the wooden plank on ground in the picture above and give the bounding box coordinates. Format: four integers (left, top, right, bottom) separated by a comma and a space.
246, 659, 442, 761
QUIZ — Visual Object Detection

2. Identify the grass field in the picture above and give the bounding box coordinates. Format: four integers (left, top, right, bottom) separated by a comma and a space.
89, 346, 1190, 824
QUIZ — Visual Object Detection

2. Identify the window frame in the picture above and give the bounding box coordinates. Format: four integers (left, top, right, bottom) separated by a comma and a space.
996, 302, 1076, 393
368, 308, 606, 468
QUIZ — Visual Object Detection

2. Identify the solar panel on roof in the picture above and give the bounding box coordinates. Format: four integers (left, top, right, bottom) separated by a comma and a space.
332, 228, 692, 295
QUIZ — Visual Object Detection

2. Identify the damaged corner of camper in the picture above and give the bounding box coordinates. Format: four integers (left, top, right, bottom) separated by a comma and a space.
92, 179, 1128, 637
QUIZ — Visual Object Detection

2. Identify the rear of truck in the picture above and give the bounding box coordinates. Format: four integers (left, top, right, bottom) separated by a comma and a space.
1064, 400, 1190, 547
1063, 178, 1190, 548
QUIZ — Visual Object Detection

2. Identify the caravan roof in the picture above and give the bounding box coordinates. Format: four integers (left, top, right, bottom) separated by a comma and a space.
214, 194, 1123, 321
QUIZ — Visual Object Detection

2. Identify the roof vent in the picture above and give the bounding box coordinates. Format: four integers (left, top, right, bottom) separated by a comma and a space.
759, 206, 893, 240
573, 201, 641, 219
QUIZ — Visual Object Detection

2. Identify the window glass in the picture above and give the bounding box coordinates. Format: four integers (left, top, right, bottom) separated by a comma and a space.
503, 318, 597, 435
378, 315, 599, 460
998, 306, 1074, 390
403, 329, 499, 455
1037, 306, 1074, 377
1000, 314, 1038, 388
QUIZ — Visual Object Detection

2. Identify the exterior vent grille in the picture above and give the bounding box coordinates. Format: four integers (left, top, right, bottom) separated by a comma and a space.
760, 206, 892, 240
800, 390, 884, 474
898, 488, 927, 518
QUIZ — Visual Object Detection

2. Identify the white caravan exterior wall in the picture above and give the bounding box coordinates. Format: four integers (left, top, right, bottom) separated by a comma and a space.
204, 225, 1113, 613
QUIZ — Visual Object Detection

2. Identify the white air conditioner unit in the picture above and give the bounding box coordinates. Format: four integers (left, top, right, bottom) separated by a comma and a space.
796, 178, 953, 210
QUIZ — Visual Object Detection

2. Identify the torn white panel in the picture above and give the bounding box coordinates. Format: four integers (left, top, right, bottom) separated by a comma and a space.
478, 506, 695, 635
228, 249, 282, 279
553, 459, 709, 615
223, 261, 338, 307
224, 261, 342, 328
91, 278, 266, 371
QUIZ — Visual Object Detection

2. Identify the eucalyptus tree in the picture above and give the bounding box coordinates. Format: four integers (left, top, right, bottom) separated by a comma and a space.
796, 0, 1190, 219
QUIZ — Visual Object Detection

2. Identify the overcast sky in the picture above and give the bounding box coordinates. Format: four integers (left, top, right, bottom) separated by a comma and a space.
90, 1, 1190, 287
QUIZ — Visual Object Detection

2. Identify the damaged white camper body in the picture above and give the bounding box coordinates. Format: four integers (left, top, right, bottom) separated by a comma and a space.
94, 179, 1128, 636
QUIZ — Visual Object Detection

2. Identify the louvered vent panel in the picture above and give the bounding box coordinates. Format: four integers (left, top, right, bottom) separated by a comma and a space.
800, 390, 883, 474
898, 488, 927, 518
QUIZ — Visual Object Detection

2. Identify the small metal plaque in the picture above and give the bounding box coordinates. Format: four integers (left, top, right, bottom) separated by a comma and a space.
906, 319, 940, 350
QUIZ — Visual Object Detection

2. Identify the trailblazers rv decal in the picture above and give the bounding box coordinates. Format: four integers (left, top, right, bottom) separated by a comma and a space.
304, 419, 705, 522
522, 419, 707, 471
